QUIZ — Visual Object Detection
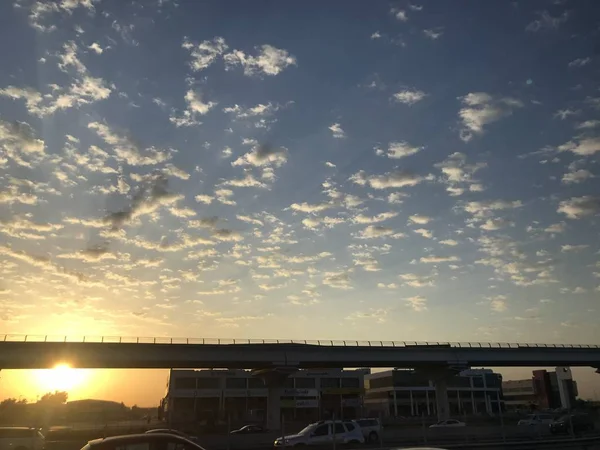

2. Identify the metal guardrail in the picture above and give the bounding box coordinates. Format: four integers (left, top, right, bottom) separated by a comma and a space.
1, 335, 599, 348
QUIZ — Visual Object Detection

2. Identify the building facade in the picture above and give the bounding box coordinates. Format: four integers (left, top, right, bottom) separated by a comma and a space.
162, 368, 369, 425
364, 368, 503, 417
502, 367, 578, 411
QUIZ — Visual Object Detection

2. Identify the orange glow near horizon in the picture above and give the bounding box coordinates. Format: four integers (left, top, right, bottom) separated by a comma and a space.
33, 363, 90, 395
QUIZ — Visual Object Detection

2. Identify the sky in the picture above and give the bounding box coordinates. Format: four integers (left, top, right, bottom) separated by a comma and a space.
1, 0, 600, 405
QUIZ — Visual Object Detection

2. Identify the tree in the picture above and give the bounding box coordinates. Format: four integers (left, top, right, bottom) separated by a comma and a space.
38, 391, 68, 405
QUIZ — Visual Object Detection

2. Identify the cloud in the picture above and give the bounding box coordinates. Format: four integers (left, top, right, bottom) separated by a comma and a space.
224, 44, 296, 76
88, 42, 103, 54
405, 295, 427, 312
370, 31, 381, 39
423, 28, 443, 40
350, 170, 430, 189
290, 202, 332, 213
398, 273, 435, 287
215, 188, 236, 206
357, 225, 404, 239
558, 196, 600, 219
561, 244, 589, 253
182, 36, 228, 71
458, 92, 523, 141
346, 308, 388, 322
329, 123, 345, 138
376, 141, 423, 159
352, 212, 398, 224
562, 168, 593, 185
480, 218, 514, 231
439, 239, 458, 246
0, 120, 45, 168
435, 152, 487, 195
377, 282, 398, 289
170, 90, 217, 127
232, 143, 288, 167
392, 89, 426, 105
195, 194, 214, 204
88, 122, 171, 166
526, 10, 569, 32
488, 295, 508, 312
413, 228, 433, 238
544, 222, 566, 233
391, 8, 408, 21
224, 102, 281, 121
576, 120, 600, 130
221, 172, 268, 189
420, 255, 460, 264
408, 215, 432, 225
463, 199, 523, 219
558, 136, 600, 156
323, 271, 353, 290
554, 109, 579, 120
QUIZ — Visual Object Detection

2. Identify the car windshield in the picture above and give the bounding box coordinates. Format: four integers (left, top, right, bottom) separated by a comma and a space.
297, 424, 318, 435
0, 0, 598, 443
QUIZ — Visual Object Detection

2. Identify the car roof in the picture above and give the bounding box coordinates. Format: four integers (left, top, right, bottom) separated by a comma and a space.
88, 433, 193, 447
0, 427, 36, 430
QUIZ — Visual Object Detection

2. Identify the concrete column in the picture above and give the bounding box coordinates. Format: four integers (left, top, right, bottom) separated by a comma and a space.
425, 390, 431, 415
267, 386, 283, 430
410, 390, 414, 416
392, 390, 398, 417
434, 378, 450, 421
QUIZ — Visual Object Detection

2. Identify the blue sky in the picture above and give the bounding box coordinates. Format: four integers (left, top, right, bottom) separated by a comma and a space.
1, 0, 600, 400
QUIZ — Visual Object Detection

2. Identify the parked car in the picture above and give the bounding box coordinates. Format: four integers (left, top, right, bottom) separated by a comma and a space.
517, 414, 554, 426
0, 427, 45, 450
82, 433, 206, 450
274, 420, 364, 447
355, 418, 382, 443
550, 414, 595, 434
429, 419, 466, 428
230, 425, 267, 434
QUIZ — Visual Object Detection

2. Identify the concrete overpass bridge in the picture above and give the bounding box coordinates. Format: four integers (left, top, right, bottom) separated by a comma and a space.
0, 335, 600, 369
1, 335, 599, 428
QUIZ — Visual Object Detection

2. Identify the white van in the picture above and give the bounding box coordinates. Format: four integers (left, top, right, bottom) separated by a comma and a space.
518, 414, 554, 426
0, 427, 45, 450
274, 420, 365, 447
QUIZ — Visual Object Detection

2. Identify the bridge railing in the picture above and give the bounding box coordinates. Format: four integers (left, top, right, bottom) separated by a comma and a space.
1, 335, 599, 348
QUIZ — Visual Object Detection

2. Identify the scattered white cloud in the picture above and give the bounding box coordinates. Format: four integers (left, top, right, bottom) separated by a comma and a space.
376, 141, 423, 159
182, 36, 228, 71
561, 244, 589, 253
423, 28, 443, 40
88, 42, 103, 54
420, 255, 460, 264
575, 120, 600, 130
526, 10, 569, 32
391, 8, 408, 21
352, 212, 398, 224
370, 31, 381, 39
544, 222, 566, 233
350, 169, 430, 189
357, 225, 404, 239
458, 92, 523, 141
554, 108, 579, 120
568, 57, 590, 68
328, 123, 345, 138
439, 239, 458, 246
405, 295, 427, 312
480, 218, 514, 231
224, 44, 296, 76
413, 228, 433, 239
558, 136, 600, 156
392, 89, 426, 105
558, 196, 600, 219
232, 143, 288, 167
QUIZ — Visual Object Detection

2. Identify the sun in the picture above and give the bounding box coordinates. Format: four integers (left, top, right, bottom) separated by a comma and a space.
34, 363, 89, 394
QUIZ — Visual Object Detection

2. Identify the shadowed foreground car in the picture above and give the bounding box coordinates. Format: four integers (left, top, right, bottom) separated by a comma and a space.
145, 429, 200, 443
550, 414, 595, 434
81, 433, 206, 450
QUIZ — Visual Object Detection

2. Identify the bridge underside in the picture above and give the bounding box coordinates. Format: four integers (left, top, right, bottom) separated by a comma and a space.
0, 342, 599, 370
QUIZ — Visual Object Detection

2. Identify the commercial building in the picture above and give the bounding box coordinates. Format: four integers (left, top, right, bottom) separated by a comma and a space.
364, 368, 503, 417
162, 368, 369, 425
502, 367, 578, 411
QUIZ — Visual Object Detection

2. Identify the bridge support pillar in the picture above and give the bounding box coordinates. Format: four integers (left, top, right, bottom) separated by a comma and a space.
252, 367, 297, 431
434, 378, 450, 421
415, 364, 469, 422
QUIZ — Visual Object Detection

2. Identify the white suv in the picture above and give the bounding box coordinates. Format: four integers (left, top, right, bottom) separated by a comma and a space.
517, 414, 555, 426
0, 427, 45, 450
274, 420, 364, 447
355, 418, 382, 443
